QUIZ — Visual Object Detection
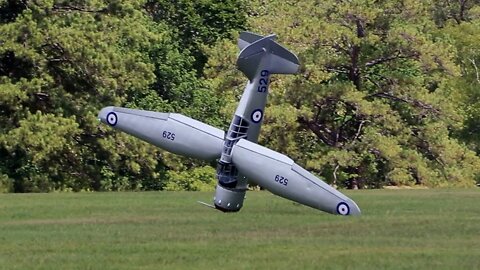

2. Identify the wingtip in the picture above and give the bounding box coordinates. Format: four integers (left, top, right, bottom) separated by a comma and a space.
347, 199, 361, 216
98, 106, 114, 123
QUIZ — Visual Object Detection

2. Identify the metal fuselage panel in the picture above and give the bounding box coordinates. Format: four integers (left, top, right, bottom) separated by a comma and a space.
213, 62, 271, 212
234, 70, 271, 143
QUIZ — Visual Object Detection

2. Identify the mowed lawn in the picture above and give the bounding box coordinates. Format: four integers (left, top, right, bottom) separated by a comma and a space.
0, 189, 479, 269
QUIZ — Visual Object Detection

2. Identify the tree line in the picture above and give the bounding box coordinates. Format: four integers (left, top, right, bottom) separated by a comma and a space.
0, 0, 479, 192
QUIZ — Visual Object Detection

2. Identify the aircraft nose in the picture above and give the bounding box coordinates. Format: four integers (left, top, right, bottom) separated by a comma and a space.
98, 106, 114, 124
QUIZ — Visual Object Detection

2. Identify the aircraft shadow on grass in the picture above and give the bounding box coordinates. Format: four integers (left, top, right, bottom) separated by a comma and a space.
98, 32, 361, 216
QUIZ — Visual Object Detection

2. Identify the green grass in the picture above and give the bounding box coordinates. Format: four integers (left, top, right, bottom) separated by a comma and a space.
0, 189, 479, 269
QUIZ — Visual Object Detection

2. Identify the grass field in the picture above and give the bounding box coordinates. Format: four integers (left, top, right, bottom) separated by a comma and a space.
0, 189, 479, 269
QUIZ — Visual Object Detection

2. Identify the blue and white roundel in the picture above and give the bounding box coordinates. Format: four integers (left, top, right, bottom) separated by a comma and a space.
251, 109, 263, 123
106, 112, 118, 126
336, 202, 350, 216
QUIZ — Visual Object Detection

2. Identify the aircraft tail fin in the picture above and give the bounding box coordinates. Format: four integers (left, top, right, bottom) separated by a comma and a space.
236, 31, 299, 81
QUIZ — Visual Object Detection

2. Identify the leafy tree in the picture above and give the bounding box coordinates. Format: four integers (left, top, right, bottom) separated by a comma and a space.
0, 0, 247, 192
2, 0, 478, 192
434, 3, 480, 158
432, 0, 480, 26
145, 0, 247, 72
164, 165, 216, 191
0, 0, 28, 23
206, 0, 480, 188
0, 0, 158, 191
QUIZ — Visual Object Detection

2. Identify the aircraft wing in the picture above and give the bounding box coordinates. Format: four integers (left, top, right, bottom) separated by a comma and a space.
231, 139, 360, 215
98, 106, 224, 161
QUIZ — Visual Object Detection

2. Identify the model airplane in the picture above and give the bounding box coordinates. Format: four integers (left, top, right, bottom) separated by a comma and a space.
98, 32, 361, 216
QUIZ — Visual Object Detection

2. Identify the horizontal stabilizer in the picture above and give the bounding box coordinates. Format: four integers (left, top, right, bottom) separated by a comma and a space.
231, 139, 360, 215
98, 106, 224, 161
237, 32, 300, 81
238, 31, 275, 50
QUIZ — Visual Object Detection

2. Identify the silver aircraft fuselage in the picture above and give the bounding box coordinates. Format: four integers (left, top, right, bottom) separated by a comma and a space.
98, 32, 361, 216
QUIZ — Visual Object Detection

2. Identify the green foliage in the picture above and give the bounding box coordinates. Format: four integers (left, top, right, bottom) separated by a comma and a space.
145, 0, 247, 71
0, 112, 81, 192
164, 166, 217, 191
438, 19, 480, 155
0, 0, 247, 192
206, 0, 480, 188
1, 0, 479, 192
0, 173, 13, 193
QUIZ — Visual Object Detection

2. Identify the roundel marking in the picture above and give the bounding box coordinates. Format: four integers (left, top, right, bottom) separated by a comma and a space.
106, 112, 118, 126
336, 202, 350, 216
251, 109, 263, 123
